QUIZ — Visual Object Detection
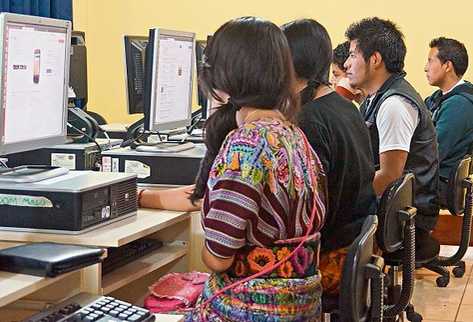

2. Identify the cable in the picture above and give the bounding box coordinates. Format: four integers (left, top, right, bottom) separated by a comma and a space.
102, 130, 112, 150
97, 125, 113, 150
0, 158, 8, 168
67, 122, 102, 153
187, 114, 203, 136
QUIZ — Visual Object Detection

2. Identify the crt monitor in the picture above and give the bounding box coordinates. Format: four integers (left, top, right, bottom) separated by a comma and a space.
0, 13, 71, 156
124, 35, 148, 115
143, 28, 195, 132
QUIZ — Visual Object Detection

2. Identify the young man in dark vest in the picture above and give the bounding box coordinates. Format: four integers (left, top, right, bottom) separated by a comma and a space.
424, 37, 473, 204
344, 17, 440, 258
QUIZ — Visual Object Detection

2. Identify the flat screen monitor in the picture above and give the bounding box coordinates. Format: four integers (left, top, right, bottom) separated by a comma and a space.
143, 28, 195, 132
195, 39, 207, 119
69, 30, 87, 109
124, 35, 147, 115
0, 13, 71, 156
195, 35, 213, 120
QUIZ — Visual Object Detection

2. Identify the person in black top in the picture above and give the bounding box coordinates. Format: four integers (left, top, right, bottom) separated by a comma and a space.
282, 19, 377, 294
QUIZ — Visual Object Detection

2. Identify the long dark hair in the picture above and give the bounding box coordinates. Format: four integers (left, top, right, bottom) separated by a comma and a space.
282, 19, 332, 105
189, 16, 299, 204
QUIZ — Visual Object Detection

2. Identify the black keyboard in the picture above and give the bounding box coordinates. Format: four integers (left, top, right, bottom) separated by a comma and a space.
102, 238, 163, 275
24, 295, 155, 322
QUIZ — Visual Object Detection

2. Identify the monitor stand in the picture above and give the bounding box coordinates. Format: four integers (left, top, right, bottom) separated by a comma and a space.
0, 165, 69, 183
135, 141, 195, 153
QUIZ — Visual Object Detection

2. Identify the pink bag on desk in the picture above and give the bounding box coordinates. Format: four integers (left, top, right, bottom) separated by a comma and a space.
144, 272, 209, 313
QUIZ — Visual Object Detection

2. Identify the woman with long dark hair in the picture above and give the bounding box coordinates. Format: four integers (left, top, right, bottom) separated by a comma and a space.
141, 17, 326, 321
187, 16, 326, 321
282, 19, 377, 295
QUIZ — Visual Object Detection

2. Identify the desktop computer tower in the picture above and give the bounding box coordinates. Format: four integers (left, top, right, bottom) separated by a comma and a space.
4, 139, 122, 171
0, 171, 137, 234
101, 145, 205, 185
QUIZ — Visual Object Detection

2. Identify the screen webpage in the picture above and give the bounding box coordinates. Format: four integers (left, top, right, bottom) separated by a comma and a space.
2, 22, 67, 144
153, 35, 193, 126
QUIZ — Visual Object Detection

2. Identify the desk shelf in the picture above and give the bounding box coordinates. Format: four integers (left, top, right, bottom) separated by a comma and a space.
0, 208, 191, 319
0, 209, 189, 247
102, 243, 188, 294
0, 271, 76, 307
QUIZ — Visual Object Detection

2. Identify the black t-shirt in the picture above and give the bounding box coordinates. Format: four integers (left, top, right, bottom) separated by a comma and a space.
298, 92, 377, 251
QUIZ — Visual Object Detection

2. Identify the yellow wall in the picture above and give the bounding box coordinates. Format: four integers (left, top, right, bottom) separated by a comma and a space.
73, 0, 473, 123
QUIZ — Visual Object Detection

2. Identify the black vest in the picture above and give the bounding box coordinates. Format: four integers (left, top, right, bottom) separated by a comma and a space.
361, 73, 440, 230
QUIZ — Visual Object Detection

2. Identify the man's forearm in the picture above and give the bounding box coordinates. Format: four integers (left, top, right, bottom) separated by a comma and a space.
373, 169, 401, 196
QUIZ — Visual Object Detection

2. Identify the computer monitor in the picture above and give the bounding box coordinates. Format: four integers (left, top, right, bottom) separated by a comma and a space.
143, 28, 195, 132
69, 31, 88, 109
195, 35, 213, 120
0, 13, 71, 156
195, 39, 208, 119
124, 35, 148, 115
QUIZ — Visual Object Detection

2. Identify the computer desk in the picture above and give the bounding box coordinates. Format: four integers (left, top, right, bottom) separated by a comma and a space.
0, 271, 185, 321
0, 208, 192, 320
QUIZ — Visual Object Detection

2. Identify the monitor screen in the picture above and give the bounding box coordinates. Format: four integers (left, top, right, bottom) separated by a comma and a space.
0, 13, 71, 156
124, 35, 147, 115
144, 28, 195, 132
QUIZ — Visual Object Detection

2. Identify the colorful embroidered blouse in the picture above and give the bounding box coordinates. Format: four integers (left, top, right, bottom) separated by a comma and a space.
202, 118, 326, 259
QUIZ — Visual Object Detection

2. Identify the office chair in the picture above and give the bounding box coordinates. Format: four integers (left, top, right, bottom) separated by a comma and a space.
323, 215, 385, 322
377, 173, 423, 322
424, 154, 473, 287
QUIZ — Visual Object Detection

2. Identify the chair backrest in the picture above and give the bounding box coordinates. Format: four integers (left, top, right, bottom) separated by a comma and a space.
376, 173, 415, 253
339, 215, 378, 322
446, 154, 472, 215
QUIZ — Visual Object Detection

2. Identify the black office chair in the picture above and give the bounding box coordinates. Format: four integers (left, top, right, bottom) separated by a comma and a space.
323, 215, 385, 322
377, 173, 423, 322
424, 154, 473, 287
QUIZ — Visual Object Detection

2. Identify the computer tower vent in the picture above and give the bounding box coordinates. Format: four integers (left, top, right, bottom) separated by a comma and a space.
110, 177, 137, 217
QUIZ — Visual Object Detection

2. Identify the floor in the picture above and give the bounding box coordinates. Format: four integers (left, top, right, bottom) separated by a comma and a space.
411, 246, 473, 321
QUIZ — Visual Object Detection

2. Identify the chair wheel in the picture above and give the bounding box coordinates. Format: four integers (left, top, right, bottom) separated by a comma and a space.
453, 266, 465, 278
406, 304, 423, 322
453, 261, 466, 278
406, 311, 423, 322
436, 275, 450, 287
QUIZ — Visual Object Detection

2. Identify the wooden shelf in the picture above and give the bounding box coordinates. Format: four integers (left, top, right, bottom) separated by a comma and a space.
0, 271, 75, 307
102, 243, 188, 294
154, 314, 185, 321
0, 209, 189, 247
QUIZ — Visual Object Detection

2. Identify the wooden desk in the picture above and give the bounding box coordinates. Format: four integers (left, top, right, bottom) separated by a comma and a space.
0, 266, 98, 321
0, 208, 191, 309
432, 209, 473, 246
0, 270, 78, 308
0, 209, 189, 247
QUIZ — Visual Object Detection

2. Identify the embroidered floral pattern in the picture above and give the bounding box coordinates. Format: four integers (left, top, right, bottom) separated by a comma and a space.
277, 261, 294, 278
247, 247, 276, 273
276, 247, 291, 261
228, 242, 319, 279
207, 119, 321, 200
